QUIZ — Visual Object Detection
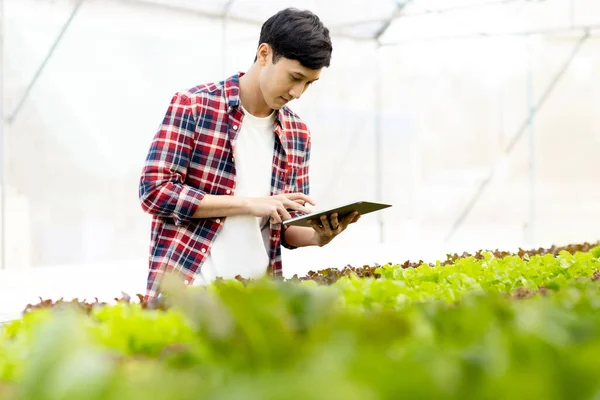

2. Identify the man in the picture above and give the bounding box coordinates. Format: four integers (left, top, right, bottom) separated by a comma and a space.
139, 8, 359, 300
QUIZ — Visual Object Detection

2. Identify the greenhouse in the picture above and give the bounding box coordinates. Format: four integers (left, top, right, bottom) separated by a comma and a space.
1, 0, 600, 398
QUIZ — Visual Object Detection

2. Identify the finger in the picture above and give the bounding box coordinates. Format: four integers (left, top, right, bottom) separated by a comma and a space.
278, 205, 292, 221
284, 200, 313, 215
320, 215, 332, 232
308, 220, 322, 232
291, 199, 315, 212
343, 212, 359, 226
284, 193, 316, 206
270, 211, 282, 224
329, 213, 340, 231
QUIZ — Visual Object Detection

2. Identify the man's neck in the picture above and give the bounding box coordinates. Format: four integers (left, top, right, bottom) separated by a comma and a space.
239, 65, 274, 118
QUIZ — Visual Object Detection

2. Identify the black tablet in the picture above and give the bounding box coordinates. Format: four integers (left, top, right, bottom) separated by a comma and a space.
282, 201, 392, 228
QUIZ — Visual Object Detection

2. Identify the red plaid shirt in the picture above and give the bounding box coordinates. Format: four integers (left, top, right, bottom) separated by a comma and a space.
139, 72, 311, 300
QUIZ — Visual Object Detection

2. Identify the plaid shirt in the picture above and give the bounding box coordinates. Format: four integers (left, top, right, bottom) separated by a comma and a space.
139, 72, 311, 300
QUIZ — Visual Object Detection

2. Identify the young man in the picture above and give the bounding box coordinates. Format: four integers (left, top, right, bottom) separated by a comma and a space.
139, 8, 359, 300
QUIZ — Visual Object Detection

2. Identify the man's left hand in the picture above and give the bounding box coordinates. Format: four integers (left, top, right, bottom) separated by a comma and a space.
308, 211, 360, 247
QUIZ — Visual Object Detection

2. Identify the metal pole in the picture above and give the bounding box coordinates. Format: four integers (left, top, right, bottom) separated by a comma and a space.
526, 37, 535, 246
374, 42, 384, 243
0, 0, 4, 269
366, 0, 410, 244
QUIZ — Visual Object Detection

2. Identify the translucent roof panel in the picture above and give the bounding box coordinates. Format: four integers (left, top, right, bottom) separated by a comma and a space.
132, 0, 600, 42
135, 0, 402, 39
138, 0, 233, 17
333, 21, 393, 40
380, 0, 598, 44
572, 0, 600, 25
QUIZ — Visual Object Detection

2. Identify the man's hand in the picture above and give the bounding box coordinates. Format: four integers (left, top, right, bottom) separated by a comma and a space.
308, 211, 360, 247
247, 193, 316, 224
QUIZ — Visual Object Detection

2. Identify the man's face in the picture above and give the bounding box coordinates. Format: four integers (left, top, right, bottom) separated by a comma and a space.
258, 45, 322, 110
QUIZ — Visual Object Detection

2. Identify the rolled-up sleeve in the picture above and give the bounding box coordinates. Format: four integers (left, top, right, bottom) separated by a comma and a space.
139, 93, 205, 226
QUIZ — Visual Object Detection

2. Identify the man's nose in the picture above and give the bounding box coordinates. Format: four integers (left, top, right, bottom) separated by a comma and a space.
289, 83, 304, 100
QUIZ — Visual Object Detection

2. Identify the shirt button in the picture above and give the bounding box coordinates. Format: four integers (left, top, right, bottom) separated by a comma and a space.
233, 125, 238, 130
226, 189, 231, 194
201, 248, 207, 253
216, 219, 221, 223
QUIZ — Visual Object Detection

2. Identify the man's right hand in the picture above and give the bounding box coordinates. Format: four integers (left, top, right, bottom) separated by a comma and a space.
247, 193, 316, 224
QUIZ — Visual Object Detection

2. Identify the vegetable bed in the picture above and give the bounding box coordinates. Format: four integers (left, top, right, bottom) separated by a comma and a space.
1, 242, 599, 400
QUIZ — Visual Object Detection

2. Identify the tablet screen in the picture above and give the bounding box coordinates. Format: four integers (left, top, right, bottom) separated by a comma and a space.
282, 201, 391, 228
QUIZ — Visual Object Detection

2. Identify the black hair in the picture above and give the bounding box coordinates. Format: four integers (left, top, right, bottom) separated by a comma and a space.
255, 8, 333, 70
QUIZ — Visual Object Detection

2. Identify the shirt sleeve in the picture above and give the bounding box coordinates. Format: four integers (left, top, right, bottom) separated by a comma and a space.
281, 136, 311, 250
294, 136, 311, 207
139, 93, 205, 226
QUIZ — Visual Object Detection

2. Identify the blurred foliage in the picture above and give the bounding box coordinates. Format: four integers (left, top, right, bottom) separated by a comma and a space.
0, 245, 599, 399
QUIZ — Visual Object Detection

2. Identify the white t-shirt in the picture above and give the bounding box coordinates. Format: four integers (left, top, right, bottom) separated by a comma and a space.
194, 105, 276, 285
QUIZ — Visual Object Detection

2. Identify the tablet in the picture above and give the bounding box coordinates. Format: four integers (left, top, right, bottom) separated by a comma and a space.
282, 201, 392, 228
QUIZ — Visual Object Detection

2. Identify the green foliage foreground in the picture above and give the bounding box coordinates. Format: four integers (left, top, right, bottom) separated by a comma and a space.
1, 246, 600, 400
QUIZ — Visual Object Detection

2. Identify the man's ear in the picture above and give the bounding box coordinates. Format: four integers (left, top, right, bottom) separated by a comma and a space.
257, 43, 271, 66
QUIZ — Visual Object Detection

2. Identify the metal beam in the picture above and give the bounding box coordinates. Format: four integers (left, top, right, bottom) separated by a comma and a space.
369, 0, 414, 243
374, 41, 384, 243
6, 0, 85, 125
444, 174, 493, 243
320, 1, 413, 41
444, 30, 590, 242
124, 0, 263, 26
223, 0, 235, 15
374, 0, 413, 41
